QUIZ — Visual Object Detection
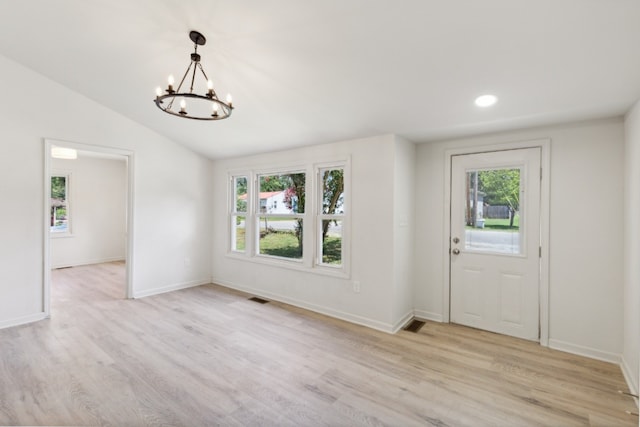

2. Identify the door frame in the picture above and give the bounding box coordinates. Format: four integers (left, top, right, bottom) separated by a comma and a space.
43, 138, 135, 316
442, 138, 550, 346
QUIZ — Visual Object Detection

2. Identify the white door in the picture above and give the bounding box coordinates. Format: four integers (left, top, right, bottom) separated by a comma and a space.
450, 148, 541, 341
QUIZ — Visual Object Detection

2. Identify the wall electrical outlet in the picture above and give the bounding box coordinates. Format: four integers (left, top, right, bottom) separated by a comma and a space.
353, 281, 360, 293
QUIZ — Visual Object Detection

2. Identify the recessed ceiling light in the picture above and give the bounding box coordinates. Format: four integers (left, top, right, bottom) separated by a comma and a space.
475, 94, 498, 107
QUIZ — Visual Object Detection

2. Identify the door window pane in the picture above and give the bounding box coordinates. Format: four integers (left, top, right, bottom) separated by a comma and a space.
464, 168, 521, 254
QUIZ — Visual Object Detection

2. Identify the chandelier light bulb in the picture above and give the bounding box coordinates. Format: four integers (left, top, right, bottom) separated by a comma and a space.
207, 80, 214, 97
226, 93, 233, 107
179, 99, 187, 115
212, 102, 219, 117
155, 87, 162, 97
168, 75, 175, 86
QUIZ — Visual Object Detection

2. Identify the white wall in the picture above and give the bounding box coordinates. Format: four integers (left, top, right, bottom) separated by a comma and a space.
51, 155, 126, 268
392, 136, 416, 326
414, 118, 625, 361
0, 53, 213, 328
211, 135, 404, 331
623, 100, 640, 394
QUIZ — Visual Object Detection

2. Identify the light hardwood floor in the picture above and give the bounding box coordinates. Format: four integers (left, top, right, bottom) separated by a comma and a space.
0, 261, 636, 426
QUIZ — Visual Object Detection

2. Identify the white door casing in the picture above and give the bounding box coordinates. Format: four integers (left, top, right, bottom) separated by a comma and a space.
450, 148, 541, 341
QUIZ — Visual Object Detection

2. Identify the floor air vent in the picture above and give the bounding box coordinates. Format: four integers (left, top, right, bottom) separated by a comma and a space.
404, 319, 425, 333
248, 296, 269, 304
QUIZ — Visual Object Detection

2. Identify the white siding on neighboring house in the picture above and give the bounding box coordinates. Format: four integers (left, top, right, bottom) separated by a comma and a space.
260, 191, 290, 214
240, 191, 294, 214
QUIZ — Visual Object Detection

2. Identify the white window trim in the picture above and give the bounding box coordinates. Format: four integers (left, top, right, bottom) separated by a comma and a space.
50, 170, 73, 238
226, 158, 351, 279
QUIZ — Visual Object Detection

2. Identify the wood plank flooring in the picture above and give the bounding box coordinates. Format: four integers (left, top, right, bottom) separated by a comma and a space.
0, 261, 636, 426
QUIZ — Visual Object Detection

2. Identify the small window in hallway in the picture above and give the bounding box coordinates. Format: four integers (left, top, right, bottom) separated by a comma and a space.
50, 175, 71, 235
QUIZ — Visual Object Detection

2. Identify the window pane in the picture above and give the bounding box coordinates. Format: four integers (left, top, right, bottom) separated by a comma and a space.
235, 176, 247, 213
50, 176, 68, 233
321, 219, 342, 265
259, 173, 305, 214
258, 217, 302, 259
232, 215, 246, 252
322, 169, 344, 214
464, 168, 521, 254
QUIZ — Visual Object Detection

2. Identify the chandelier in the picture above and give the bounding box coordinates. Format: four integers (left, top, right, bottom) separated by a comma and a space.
154, 31, 233, 120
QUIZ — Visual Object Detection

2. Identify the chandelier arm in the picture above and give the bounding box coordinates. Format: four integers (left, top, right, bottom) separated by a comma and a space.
189, 61, 198, 94
167, 96, 175, 111
197, 62, 209, 80
175, 62, 193, 95
197, 63, 218, 99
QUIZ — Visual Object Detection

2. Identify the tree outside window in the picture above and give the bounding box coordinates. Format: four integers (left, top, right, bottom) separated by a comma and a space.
257, 172, 305, 260
231, 176, 247, 252
50, 175, 70, 234
318, 168, 344, 266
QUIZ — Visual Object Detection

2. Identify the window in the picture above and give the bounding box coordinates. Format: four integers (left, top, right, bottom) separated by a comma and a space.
318, 167, 344, 266
50, 174, 71, 235
228, 160, 348, 276
257, 172, 305, 260
464, 168, 521, 254
231, 176, 247, 252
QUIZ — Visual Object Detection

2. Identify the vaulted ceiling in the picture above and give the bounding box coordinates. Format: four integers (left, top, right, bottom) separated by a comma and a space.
1, 1, 639, 159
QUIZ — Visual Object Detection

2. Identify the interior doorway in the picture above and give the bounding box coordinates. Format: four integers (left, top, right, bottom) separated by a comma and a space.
43, 139, 134, 316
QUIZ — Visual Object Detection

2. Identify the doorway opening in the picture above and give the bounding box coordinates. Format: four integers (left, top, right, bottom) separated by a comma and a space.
43, 139, 134, 316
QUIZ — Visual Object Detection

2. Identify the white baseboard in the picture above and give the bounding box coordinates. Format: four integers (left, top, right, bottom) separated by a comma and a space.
52, 256, 125, 269
548, 338, 621, 364
0, 312, 48, 330
133, 278, 210, 299
212, 277, 397, 333
620, 355, 639, 407
413, 309, 444, 323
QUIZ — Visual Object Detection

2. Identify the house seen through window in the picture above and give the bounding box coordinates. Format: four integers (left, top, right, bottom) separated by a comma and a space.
257, 172, 305, 260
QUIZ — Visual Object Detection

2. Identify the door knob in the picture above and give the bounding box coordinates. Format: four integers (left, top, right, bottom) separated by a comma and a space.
452, 248, 460, 255
452, 237, 460, 244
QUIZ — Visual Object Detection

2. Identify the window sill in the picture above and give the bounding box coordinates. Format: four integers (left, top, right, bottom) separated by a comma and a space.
225, 251, 350, 280
50, 233, 74, 239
